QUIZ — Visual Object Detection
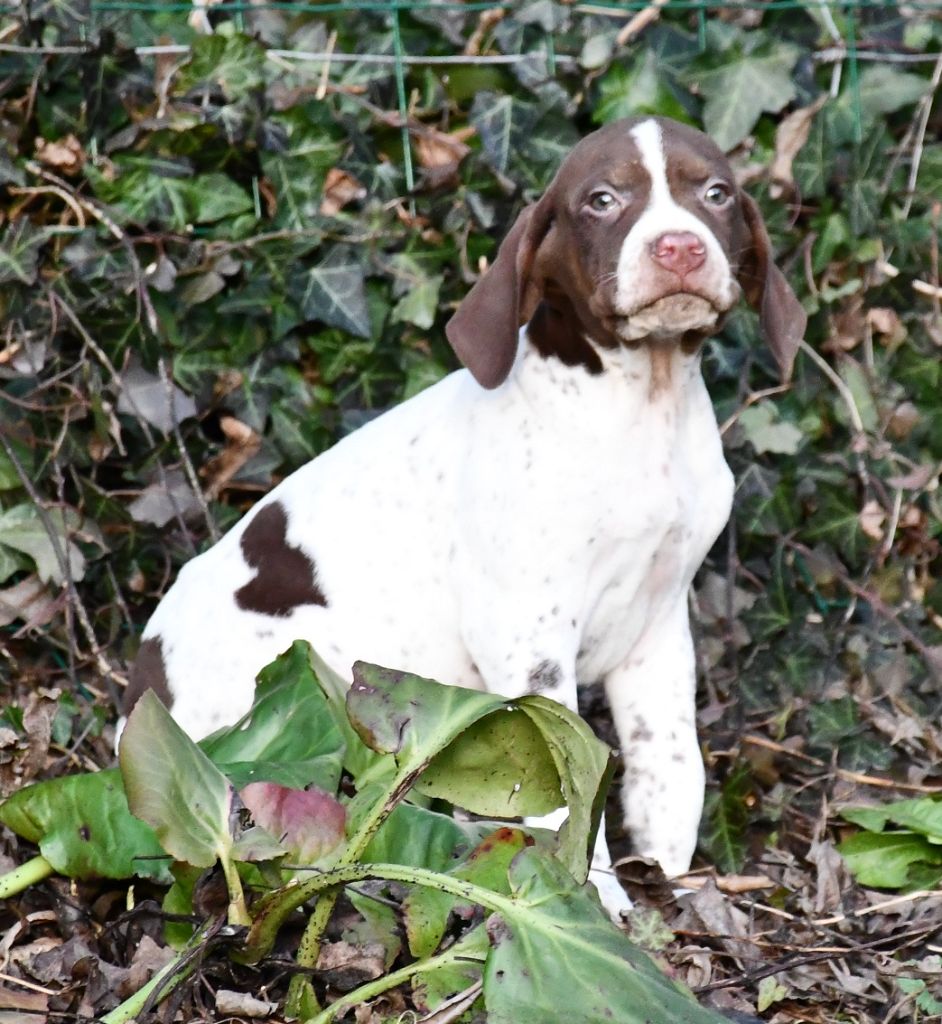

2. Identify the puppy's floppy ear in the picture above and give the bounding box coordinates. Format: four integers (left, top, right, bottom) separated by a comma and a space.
737, 192, 807, 383
446, 199, 553, 389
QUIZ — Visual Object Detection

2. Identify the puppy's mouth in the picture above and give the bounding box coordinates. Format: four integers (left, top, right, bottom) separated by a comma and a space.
612, 293, 723, 343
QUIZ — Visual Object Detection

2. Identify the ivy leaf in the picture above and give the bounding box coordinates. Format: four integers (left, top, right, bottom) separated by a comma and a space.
691, 44, 800, 150
289, 247, 371, 338
0, 504, 86, 585
738, 401, 804, 455
0, 222, 49, 285
470, 92, 540, 175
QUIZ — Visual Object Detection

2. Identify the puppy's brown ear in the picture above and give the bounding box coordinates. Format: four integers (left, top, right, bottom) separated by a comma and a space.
737, 192, 807, 383
446, 200, 553, 389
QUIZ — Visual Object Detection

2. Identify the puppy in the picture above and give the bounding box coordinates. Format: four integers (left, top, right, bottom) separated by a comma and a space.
122, 116, 806, 915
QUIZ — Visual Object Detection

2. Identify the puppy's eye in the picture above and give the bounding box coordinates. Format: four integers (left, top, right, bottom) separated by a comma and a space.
588, 191, 618, 213
704, 183, 732, 206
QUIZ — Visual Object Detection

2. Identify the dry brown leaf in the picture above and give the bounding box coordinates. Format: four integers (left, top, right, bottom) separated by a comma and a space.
867, 306, 906, 344
320, 167, 367, 216
0, 575, 58, 630
34, 133, 85, 175
215, 989, 279, 1018
415, 127, 473, 171
769, 96, 827, 198
858, 499, 885, 541
201, 415, 262, 499
316, 940, 386, 992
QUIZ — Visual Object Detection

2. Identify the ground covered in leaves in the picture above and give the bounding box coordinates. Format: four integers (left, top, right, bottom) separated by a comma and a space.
2, 1, 942, 1021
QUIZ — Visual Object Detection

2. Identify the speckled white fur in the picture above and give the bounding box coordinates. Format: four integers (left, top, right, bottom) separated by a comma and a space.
129, 118, 742, 919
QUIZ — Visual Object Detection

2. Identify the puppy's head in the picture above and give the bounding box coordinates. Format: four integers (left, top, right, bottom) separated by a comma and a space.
447, 116, 806, 388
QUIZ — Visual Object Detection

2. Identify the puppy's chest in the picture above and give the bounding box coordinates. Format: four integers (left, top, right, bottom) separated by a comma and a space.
575, 403, 733, 673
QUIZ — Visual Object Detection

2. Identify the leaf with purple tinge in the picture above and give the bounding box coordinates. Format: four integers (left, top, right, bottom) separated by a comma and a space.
240, 781, 346, 863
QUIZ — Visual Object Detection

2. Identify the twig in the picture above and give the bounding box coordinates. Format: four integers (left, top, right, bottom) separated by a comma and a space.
742, 733, 942, 793
0, 431, 122, 688
615, 0, 671, 47
718, 384, 792, 436
158, 357, 219, 544
694, 924, 937, 995
901, 51, 942, 220
813, 889, 939, 927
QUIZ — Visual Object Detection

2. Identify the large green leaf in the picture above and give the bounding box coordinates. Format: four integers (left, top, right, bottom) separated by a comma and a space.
120, 691, 234, 869
200, 641, 346, 792
347, 663, 612, 881
838, 832, 942, 889
470, 92, 541, 175
0, 770, 169, 882
482, 849, 727, 1024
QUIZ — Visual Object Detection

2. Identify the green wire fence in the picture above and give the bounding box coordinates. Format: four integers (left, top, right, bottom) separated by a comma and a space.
9, 0, 939, 198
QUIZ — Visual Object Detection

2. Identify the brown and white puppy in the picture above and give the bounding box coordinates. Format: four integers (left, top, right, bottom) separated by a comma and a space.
123, 116, 805, 916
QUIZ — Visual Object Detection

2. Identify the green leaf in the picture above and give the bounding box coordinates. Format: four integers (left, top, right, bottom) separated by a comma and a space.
842, 797, 942, 844
738, 401, 804, 455
120, 691, 234, 869
261, 114, 343, 231
482, 849, 727, 1024
392, 275, 443, 330
0, 504, 86, 585
177, 29, 267, 99
405, 827, 530, 958
289, 247, 371, 338
361, 801, 497, 873
838, 831, 942, 889
348, 664, 612, 882
854, 65, 930, 119
0, 770, 169, 882
185, 173, 254, 224
417, 708, 564, 818
594, 53, 689, 125
470, 92, 540, 175
700, 762, 751, 873
200, 641, 346, 792
0, 222, 49, 285
692, 44, 800, 150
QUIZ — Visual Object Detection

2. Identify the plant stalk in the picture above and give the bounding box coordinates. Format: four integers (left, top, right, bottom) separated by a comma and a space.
303, 927, 486, 1024
0, 855, 55, 898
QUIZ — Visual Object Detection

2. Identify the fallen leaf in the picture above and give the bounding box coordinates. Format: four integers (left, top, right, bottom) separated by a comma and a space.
769, 95, 827, 198
320, 167, 367, 216
34, 134, 85, 175
858, 499, 885, 541
128, 469, 202, 527
0, 575, 58, 630
201, 415, 262, 499
316, 940, 386, 991
215, 989, 279, 1018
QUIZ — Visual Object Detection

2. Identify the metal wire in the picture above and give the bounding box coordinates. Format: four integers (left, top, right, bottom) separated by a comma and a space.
73, 0, 940, 189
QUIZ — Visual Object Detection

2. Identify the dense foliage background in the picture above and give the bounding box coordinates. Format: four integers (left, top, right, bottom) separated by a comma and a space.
1, 1, 942, 1020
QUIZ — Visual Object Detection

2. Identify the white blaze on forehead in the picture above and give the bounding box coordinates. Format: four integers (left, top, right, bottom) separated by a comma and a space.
631, 119, 671, 209
613, 118, 740, 328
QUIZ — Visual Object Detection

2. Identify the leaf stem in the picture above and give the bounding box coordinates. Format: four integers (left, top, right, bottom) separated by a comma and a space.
303, 927, 486, 1024
0, 855, 55, 898
220, 853, 251, 927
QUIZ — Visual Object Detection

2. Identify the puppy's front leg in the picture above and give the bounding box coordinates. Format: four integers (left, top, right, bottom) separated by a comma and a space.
604, 599, 704, 879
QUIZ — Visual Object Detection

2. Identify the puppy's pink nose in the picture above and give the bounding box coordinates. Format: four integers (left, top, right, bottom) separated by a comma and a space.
650, 232, 706, 277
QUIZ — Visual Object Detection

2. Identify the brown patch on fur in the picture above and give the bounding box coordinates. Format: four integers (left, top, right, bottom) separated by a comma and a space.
123, 636, 173, 715
235, 501, 328, 616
